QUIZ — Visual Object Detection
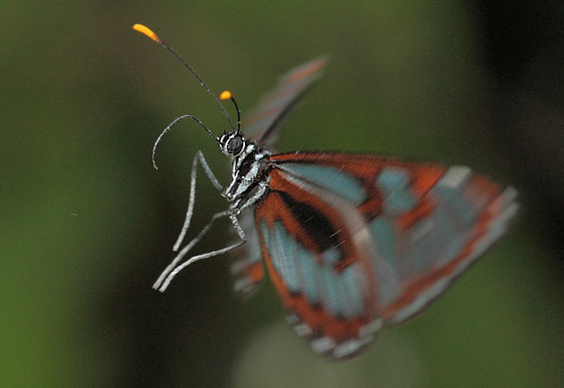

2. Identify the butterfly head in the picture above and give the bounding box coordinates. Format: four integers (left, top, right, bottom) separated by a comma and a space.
217, 90, 246, 156
219, 130, 245, 156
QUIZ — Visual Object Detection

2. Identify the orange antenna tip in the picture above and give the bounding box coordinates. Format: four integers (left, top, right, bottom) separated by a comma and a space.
219, 90, 232, 100
133, 24, 161, 43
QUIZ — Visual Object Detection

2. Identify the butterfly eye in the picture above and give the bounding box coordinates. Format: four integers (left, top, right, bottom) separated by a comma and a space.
226, 136, 244, 155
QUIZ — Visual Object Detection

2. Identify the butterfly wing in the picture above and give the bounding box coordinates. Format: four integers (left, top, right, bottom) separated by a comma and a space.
255, 164, 381, 359
230, 210, 264, 300
243, 56, 327, 147
230, 57, 327, 297
255, 152, 518, 359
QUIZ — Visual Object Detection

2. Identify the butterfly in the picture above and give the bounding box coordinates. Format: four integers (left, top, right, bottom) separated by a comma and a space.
134, 24, 518, 359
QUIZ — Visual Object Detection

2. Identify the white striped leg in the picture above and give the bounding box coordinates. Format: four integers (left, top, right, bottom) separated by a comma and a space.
153, 149, 247, 292
153, 209, 247, 292
172, 151, 223, 252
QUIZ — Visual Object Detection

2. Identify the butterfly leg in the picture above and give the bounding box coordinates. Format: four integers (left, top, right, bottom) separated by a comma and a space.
172, 151, 223, 251
153, 209, 247, 292
153, 151, 247, 292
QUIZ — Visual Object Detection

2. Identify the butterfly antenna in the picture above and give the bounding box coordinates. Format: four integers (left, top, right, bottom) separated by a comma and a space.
133, 24, 235, 131
151, 114, 220, 170
219, 91, 241, 132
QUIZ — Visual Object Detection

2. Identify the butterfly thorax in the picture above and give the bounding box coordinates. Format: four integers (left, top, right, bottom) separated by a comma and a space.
219, 131, 272, 212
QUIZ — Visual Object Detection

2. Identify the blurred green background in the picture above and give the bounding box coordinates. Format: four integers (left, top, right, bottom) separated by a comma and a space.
2, 1, 564, 387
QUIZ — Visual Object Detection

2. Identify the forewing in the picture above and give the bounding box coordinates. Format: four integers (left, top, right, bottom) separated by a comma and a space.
258, 152, 518, 357
243, 57, 327, 147
255, 164, 385, 359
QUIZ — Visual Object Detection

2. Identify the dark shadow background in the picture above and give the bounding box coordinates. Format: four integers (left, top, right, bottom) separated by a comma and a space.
1, 1, 563, 387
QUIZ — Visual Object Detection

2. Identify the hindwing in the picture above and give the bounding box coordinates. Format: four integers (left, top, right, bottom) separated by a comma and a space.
230, 211, 264, 300
255, 152, 518, 358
